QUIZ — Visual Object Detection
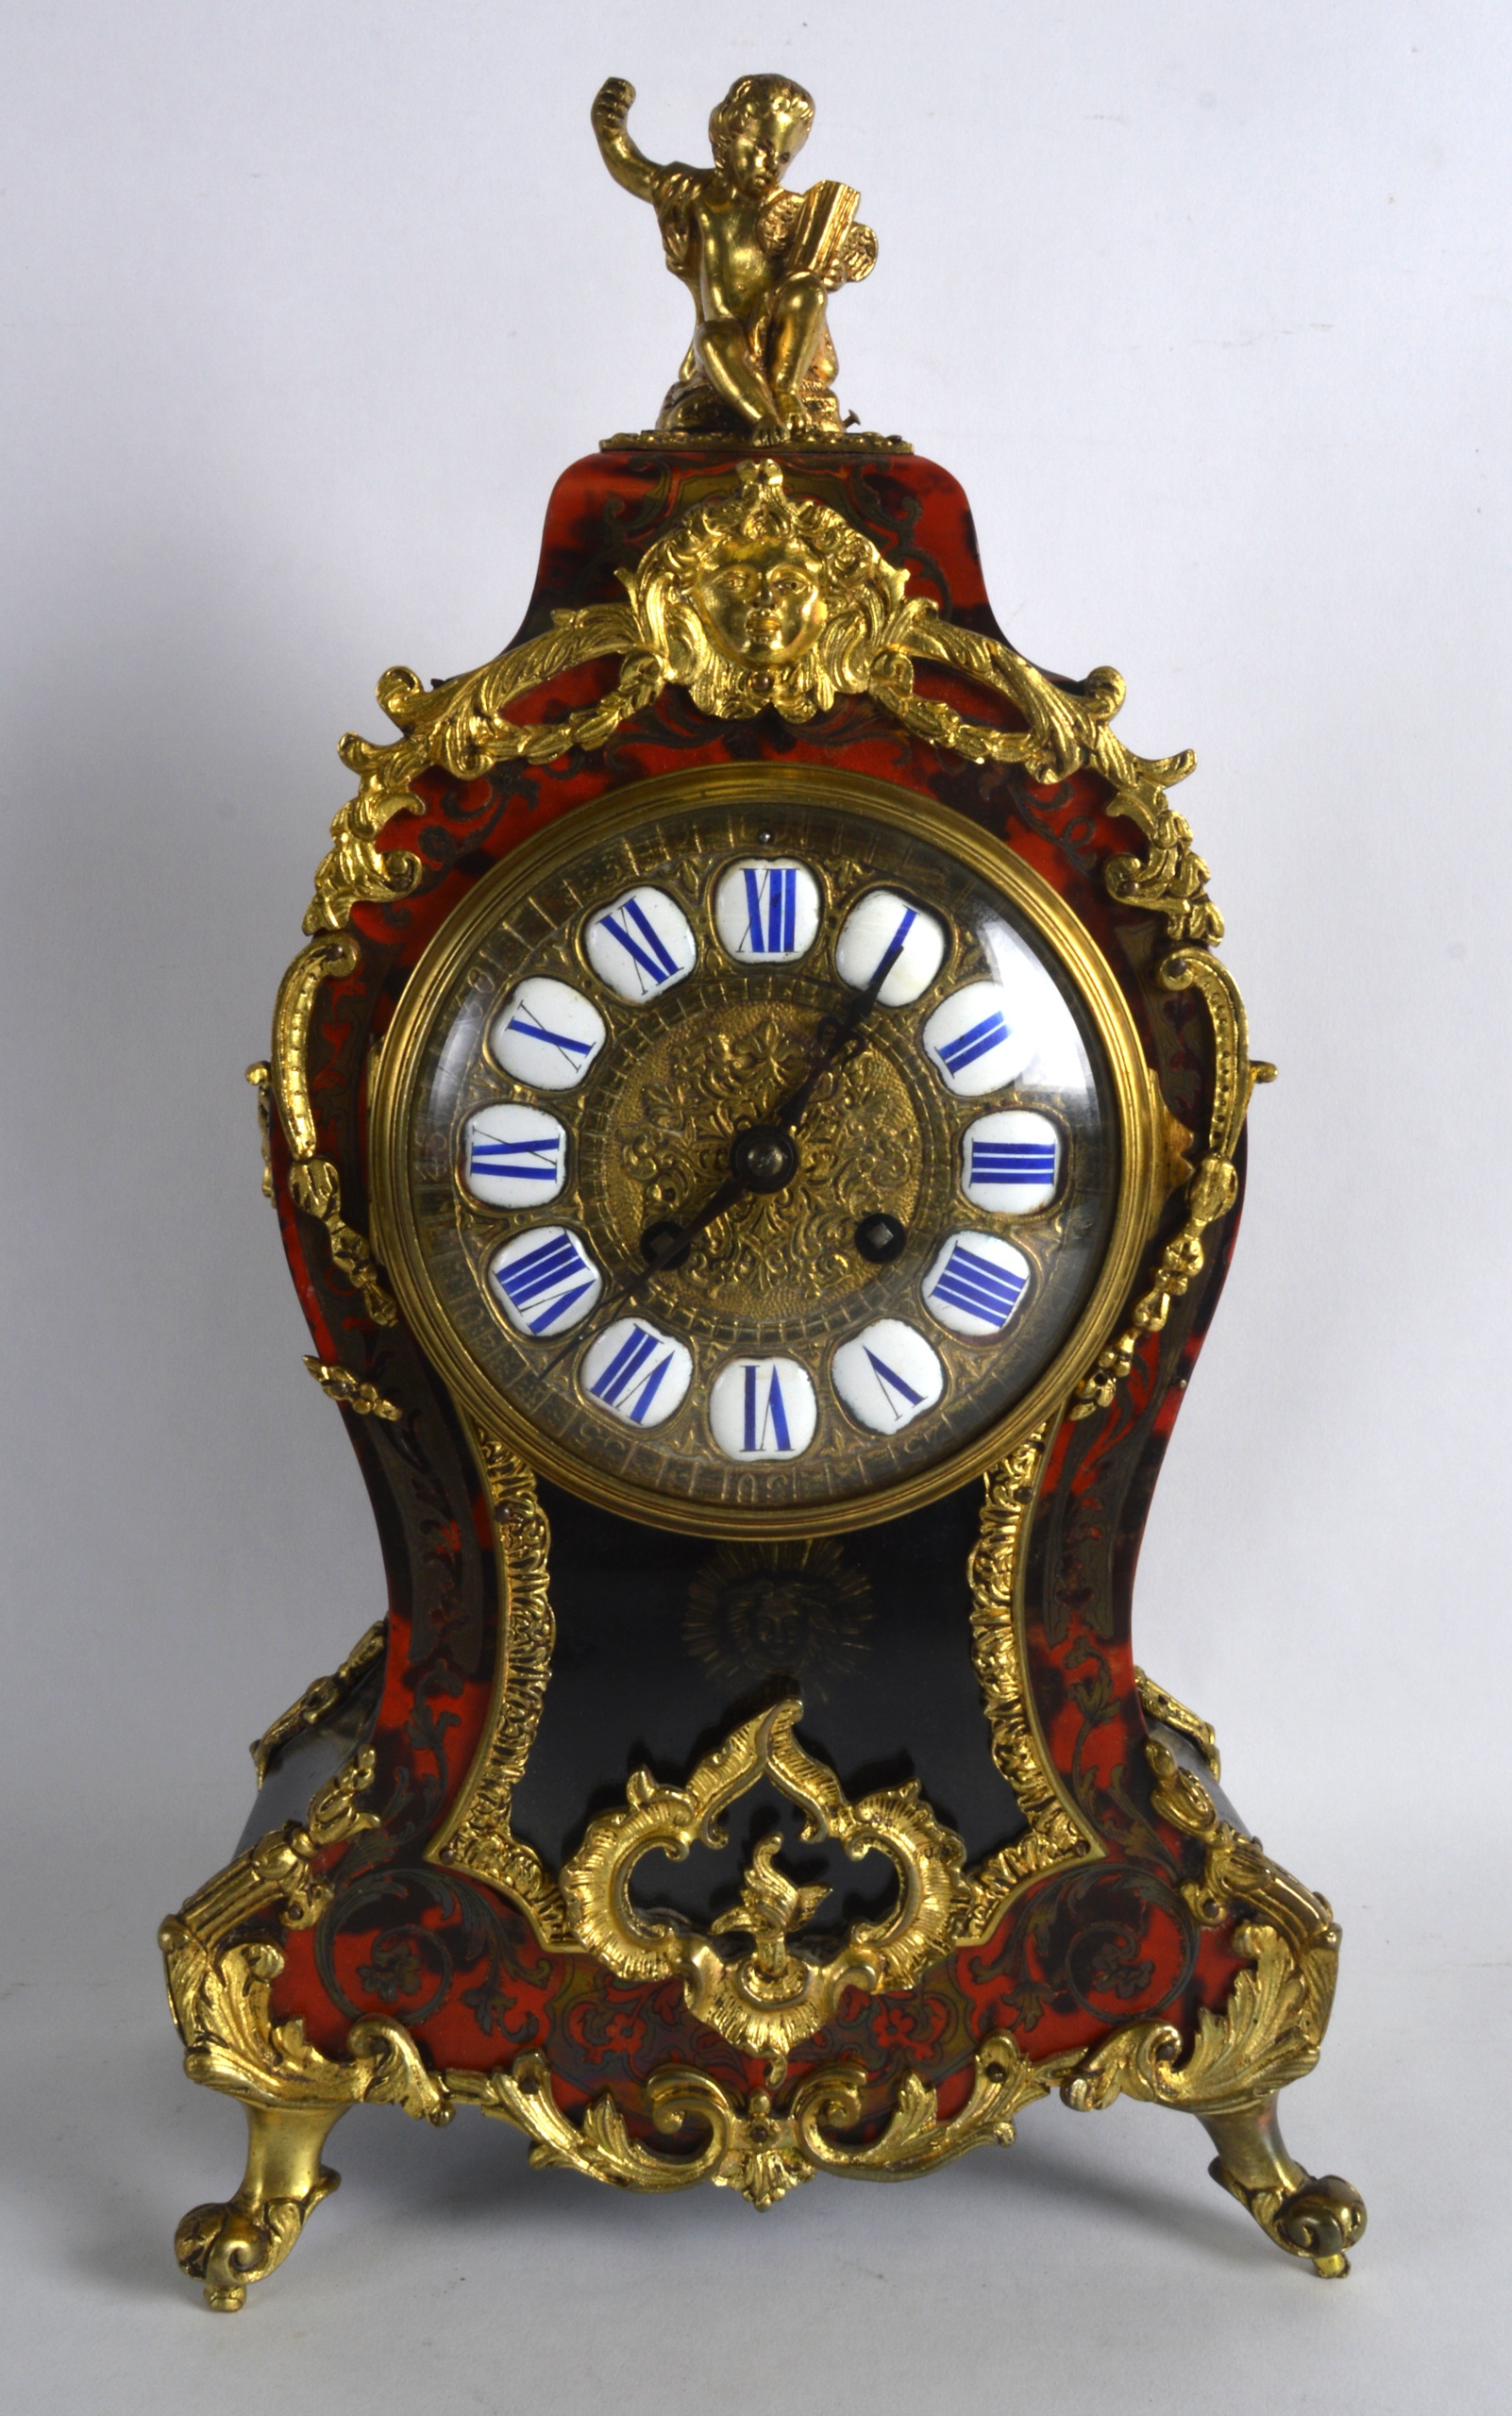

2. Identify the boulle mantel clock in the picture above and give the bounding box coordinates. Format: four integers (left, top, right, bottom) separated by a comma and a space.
160, 73, 1365, 2311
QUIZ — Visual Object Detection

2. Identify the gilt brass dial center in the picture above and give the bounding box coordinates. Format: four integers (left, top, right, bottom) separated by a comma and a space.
730, 1122, 800, 1194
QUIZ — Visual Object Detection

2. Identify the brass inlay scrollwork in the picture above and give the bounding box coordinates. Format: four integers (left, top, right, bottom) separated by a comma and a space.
306, 461, 1191, 932
559, 1697, 970, 2060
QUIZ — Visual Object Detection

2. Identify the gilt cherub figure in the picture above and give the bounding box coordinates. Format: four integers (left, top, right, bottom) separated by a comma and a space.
591, 74, 878, 441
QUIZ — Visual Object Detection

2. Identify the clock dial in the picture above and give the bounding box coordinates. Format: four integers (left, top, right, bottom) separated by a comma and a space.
371, 766, 1158, 1535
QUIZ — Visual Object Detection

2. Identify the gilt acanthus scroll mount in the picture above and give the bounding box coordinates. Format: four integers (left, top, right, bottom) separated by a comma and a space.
302, 460, 1195, 938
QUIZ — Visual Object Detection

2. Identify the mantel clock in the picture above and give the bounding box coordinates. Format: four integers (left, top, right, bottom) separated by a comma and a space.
161, 74, 1365, 2310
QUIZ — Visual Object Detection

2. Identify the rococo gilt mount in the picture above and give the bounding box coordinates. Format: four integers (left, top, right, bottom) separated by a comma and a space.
161, 75, 1364, 2309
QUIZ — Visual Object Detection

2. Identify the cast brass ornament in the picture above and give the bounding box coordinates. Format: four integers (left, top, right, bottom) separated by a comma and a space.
272, 934, 360, 1161
592, 76, 879, 445
163, 1928, 449, 2311
432, 1434, 571, 1943
559, 1697, 971, 2060
249, 1619, 385, 1784
1069, 951, 1270, 1418
451, 2029, 1076, 2210
1134, 1668, 1221, 1779
301, 1356, 402, 1419
300, 461, 1193, 935
957, 1435, 1098, 1932
245, 1061, 274, 1197
160, 1751, 450, 2311
162, 1583, 1356, 2301
1062, 1739, 1367, 2278
267, 933, 398, 1320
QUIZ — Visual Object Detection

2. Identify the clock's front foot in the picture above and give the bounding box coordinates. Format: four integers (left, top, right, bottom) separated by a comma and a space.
174, 2101, 347, 2311
1200, 2097, 1367, 2278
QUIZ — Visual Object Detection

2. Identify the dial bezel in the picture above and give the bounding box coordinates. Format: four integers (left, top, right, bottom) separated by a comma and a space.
369, 763, 1162, 1535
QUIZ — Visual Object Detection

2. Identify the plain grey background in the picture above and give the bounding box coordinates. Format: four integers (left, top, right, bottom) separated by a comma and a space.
3, 2, 1507, 2408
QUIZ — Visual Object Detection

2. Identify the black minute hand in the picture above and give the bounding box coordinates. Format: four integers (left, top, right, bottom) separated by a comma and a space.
765, 918, 912, 1136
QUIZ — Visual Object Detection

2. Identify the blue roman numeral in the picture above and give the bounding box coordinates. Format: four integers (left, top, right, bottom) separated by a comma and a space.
938, 1009, 1011, 1076
507, 1013, 593, 1065
598, 898, 680, 990
493, 1233, 596, 1334
468, 1132, 563, 1183
589, 1325, 678, 1423
863, 1348, 925, 1413
968, 1142, 1056, 1186
742, 1363, 793, 1452
929, 1244, 1027, 1329
742, 866, 797, 954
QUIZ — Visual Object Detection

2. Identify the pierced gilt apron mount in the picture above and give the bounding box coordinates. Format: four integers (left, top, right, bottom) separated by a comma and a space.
560, 1696, 970, 2064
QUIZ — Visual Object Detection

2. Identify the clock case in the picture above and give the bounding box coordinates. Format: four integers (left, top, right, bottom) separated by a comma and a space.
160, 443, 1364, 2309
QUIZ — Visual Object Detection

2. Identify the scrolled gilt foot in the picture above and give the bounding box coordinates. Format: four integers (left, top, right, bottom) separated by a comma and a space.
175, 2184, 334, 2312
174, 2102, 347, 2311
1200, 2098, 1367, 2279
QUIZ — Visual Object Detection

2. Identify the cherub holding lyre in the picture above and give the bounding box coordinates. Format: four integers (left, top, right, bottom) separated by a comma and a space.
591, 74, 877, 441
